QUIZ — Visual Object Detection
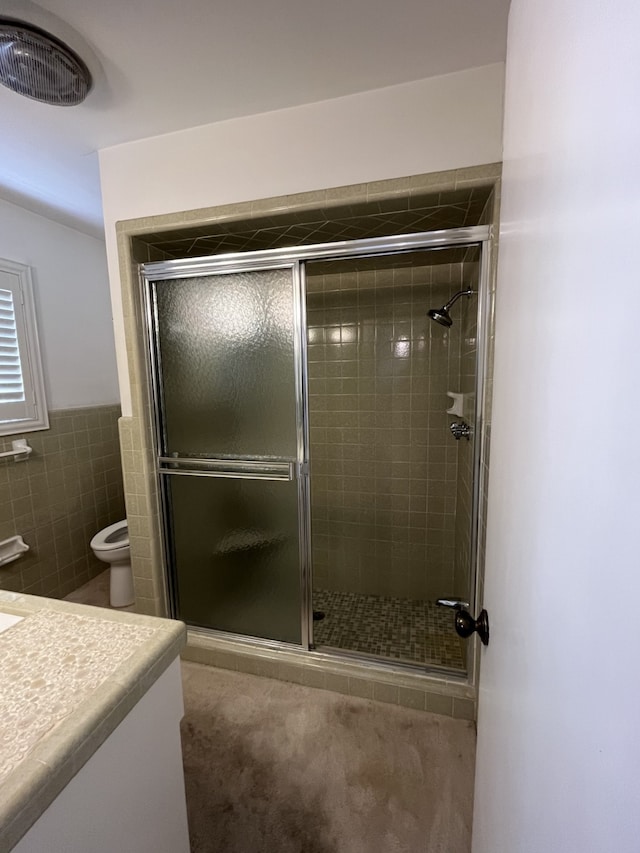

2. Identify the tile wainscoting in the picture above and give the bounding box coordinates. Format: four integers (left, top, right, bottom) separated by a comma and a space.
0, 405, 125, 599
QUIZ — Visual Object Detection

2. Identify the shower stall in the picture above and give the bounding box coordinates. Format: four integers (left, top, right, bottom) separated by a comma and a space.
141, 226, 489, 677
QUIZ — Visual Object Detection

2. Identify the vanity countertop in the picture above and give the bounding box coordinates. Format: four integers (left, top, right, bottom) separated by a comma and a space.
0, 589, 186, 851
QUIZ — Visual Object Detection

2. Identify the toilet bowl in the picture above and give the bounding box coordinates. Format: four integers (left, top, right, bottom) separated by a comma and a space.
90, 520, 134, 608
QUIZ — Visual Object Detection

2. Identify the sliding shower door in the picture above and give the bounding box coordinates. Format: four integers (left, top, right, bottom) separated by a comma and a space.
146, 264, 307, 646
142, 225, 490, 671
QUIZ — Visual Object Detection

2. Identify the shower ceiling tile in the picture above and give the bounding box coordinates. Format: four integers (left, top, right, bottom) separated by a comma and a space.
140, 187, 492, 260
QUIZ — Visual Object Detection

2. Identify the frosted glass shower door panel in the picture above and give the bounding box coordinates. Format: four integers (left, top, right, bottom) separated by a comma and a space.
152, 268, 298, 459
166, 474, 302, 644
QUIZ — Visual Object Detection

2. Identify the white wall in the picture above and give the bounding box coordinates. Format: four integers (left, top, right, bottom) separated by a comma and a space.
98, 63, 505, 414
0, 197, 119, 409
473, 1, 640, 851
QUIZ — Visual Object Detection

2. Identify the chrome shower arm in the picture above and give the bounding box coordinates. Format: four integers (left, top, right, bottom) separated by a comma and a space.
443, 289, 474, 311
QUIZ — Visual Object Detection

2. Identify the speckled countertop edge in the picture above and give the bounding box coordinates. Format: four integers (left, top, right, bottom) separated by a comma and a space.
0, 590, 186, 851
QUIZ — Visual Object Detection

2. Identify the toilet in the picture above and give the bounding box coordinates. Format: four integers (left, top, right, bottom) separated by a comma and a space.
90, 520, 134, 608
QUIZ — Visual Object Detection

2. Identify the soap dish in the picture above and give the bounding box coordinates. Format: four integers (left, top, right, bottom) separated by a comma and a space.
0, 535, 29, 567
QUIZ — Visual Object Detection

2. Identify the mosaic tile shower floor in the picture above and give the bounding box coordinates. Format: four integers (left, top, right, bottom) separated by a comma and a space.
312, 588, 465, 670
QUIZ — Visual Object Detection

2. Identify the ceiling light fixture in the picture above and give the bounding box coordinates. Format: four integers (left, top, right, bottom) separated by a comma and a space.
0, 18, 91, 106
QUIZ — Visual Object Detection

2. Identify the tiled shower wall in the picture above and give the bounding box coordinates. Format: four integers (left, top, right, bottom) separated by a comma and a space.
0, 405, 125, 599
307, 258, 475, 601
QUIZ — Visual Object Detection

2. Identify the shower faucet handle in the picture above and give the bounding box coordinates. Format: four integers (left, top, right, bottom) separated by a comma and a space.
450, 420, 472, 440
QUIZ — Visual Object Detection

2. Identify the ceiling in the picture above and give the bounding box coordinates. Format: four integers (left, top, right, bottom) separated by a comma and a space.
0, 0, 510, 238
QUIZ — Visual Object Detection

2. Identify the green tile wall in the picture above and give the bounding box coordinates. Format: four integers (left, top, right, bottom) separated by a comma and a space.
306, 257, 475, 601
0, 406, 125, 599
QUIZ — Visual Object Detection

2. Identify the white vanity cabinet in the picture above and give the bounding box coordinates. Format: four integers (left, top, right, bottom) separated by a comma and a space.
0, 593, 189, 852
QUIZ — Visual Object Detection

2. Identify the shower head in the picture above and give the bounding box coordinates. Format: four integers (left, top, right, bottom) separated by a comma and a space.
428, 306, 453, 327
428, 289, 474, 327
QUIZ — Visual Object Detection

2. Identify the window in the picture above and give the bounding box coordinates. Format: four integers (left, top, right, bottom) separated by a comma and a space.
0, 258, 48, 436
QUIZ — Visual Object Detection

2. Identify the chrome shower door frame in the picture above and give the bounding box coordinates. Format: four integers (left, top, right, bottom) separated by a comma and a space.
142, 258, 312, 650
140, 224, 492, 673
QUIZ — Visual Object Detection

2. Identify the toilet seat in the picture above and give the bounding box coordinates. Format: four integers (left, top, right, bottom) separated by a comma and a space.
90, 520, 129, 552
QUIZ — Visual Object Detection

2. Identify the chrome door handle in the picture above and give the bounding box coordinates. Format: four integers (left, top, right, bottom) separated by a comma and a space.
158, 457, 295, 481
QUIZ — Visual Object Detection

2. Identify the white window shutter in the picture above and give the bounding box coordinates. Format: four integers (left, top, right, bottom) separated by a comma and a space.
0, 260, 48, 435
